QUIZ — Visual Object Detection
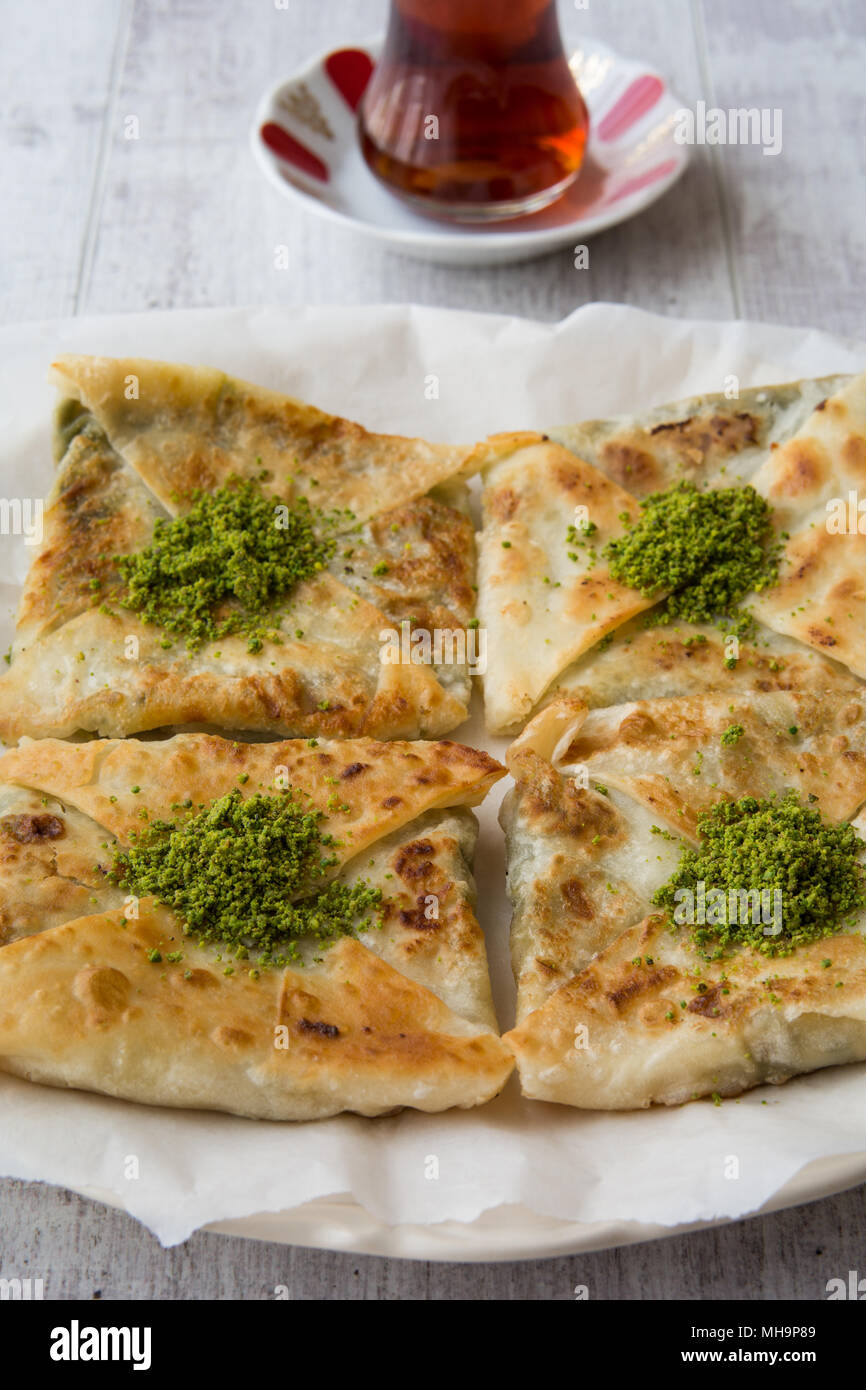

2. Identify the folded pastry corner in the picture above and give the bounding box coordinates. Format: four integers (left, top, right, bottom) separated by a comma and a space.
0, 732, 513, 1120
501, 687, 866, 1108
504, 912, 866, 1110
478, 372, 866, 734
0, 355, 478, 744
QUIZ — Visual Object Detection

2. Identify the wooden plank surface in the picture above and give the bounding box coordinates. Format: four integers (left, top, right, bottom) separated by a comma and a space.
697, 0, 866, 335
1, 0, 865, 1299
0, 1174, 862, 1299
0, 0, 129, 321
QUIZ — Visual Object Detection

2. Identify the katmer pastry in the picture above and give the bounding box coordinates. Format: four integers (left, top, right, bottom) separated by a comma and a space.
0, 355, 478, 743
0, 732, 513, 1120
474, 372, 866, 733
501, 688, 866, 1109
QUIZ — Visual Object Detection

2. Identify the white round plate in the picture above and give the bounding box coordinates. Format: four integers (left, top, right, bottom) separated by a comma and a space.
250, 35, 689, 266
78, 1148, 866, 1261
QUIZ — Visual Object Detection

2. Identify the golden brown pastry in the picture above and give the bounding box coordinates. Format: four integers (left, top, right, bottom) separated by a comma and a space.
501, 688, 866, 1108
0, 356, 477, 742
474, 373, 864, 733
0, 732, 513, 1120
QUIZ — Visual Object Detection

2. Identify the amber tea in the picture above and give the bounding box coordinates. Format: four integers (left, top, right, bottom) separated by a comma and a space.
358, 0, 590, 222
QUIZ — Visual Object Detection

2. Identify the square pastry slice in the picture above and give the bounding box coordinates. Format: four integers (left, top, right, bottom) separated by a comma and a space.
501, 687, 866, 1108
0, 732, 513, 1120
0, 356, 476, 742
474, 372, 866, 734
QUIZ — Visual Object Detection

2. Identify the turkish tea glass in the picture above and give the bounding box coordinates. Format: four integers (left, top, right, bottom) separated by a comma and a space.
358, 0, 590, 222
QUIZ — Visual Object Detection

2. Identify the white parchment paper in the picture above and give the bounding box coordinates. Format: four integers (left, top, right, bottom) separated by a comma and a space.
1, 301, 865, 1248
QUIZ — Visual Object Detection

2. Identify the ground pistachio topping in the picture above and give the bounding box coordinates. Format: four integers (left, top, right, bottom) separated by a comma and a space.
720, 723, 745, 746
597, 480, 783, 630
110, 789, 382, 967
653, 791, 866, 958
111, 478, 350, 652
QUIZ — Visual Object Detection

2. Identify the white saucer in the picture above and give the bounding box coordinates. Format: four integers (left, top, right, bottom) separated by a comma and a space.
250, 35, 690, 266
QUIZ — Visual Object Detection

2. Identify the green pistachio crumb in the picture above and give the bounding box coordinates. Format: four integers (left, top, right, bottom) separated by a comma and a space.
111, 479, 344, 653
111, 789, 382, 969
653, 791, 866, 959
598, 480, 782, 633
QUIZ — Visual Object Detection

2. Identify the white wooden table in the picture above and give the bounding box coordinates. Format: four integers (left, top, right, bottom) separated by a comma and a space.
1, 0, 864, 1299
